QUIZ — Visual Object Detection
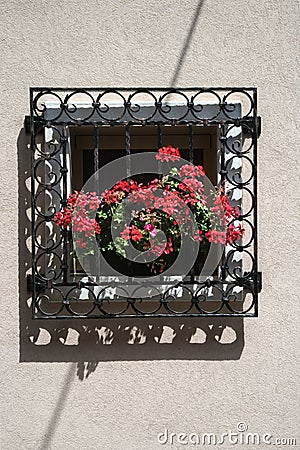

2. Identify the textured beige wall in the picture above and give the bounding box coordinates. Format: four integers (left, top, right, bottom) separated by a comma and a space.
1, 0, 299, 449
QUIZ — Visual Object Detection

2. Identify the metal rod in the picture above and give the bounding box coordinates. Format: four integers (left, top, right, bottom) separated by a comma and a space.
62, 125, 69, 284
189, 123, 194, 164
219, 123, 227, 282
30, 86, 258, 92
125, 123, 131, 180
253, 90, 259, 316
34, 312, 257, 319
94, 125, 99, 174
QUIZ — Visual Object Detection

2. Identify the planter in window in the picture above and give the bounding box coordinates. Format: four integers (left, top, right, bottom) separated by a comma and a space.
54, 146, 244, 277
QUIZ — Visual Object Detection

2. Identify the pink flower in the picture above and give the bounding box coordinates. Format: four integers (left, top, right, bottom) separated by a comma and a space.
144, 223, 157, 238
194, 229, 203, 242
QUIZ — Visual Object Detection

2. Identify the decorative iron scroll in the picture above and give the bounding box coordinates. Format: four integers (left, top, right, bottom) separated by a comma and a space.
28, 87, 261, 318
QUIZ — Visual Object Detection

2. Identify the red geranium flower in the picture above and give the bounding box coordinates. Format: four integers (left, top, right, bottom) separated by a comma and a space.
131, 225, 143, 242
178, 164, 205, 178
156, 145, 181, 162
121, 225, 143, 242
206, 230, 226, 245
54, 208, 72, 228
120, 225, 131, 241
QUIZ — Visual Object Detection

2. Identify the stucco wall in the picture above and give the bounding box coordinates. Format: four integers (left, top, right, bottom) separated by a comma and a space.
1, 1, 299, 449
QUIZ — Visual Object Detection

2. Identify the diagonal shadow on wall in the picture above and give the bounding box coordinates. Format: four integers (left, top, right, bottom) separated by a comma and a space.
170, 0, 205, 87
38, 364, 76, 450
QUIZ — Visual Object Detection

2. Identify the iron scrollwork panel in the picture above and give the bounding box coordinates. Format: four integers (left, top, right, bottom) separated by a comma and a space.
28, 87, 261, 318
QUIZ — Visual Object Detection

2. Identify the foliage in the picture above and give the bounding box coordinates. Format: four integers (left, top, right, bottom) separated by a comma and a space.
54, 146, 244, 273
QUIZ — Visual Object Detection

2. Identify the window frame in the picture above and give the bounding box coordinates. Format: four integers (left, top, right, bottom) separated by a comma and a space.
27, 87, 262, 319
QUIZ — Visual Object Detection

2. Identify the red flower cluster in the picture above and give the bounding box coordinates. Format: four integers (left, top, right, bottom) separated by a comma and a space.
206, 230, 226, 245
67, 192, 80, 208
54, 146, 245, 269
179, 177, 205, 205
73, 215, 101, 237
121, 225, 143, 242
102, 180, 141, 204
156, 145, 181, 162
54, 191, 101, 249
205, 226, 244, 245
54, 208, 72, 228
178, 164, 205, 178
212, 193, 239, 224
210, 192, 244, 244
225, 223, 244, 245
128, 186, 156, 209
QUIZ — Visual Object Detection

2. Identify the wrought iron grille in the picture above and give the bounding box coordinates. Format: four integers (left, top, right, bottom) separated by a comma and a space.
27, 87, 261, 319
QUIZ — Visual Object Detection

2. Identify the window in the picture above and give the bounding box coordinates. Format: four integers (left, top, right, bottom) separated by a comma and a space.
27, 87, 261, 318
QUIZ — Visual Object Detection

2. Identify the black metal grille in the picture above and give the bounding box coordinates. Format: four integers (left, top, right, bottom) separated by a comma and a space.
27, 87, 261, 319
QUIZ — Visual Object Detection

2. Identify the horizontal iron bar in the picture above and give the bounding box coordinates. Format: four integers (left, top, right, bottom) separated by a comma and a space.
27, 276, 256, 288
33, 312, 257, 319
30, 119, 256, 127
30, 86, 258, 92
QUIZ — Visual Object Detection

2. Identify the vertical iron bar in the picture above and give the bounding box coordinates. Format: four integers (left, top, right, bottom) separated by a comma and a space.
188, 124, 194, 163
219, 124, 226, 191
219, 123, 227, 281
94, 125, 100, 281
125, 124, 131, 180
157, 123, 163, 281
157, 123, 162, 178
94, 125, 99, 174
189, 124, 195, 280
125, 124, 132, 277
157, 123, 162, 148
61, 124, 69, 284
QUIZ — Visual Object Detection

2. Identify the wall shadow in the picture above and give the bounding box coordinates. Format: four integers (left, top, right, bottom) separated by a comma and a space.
20, 316, 245, 367
39, 364, 75, 450
170, 0, 205, 87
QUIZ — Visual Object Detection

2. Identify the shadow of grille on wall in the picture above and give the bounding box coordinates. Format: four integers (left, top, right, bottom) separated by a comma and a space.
26, 87, 262, 319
